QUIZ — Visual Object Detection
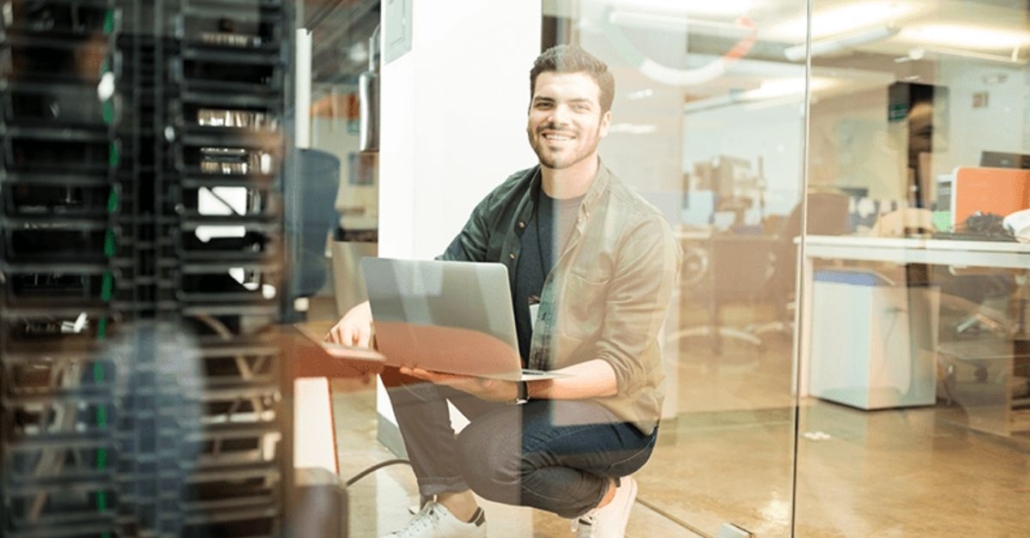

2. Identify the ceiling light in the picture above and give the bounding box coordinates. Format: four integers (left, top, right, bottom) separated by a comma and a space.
901, 24, 1030, 50
595, 0, 755, 18
905, 45, 1028, 65
608, 10, 744, 36
748, 78, 836, 100
769, 1, 918, 41
609, 123, 658, 135
784, 25, 900, 62
628, 89, 655, 100
683, 77, 831, 113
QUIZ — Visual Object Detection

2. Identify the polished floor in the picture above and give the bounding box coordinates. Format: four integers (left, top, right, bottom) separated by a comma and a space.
318, 297, 1030, 537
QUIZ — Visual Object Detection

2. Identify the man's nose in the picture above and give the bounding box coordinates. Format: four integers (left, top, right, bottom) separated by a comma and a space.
548, 104, 570, 125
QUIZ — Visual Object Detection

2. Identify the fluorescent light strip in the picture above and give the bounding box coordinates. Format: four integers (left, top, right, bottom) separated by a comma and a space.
768, 1, 918, 42
784, 25, 900, 62
601, 0, 756, 18
901, 24, 1030, 50
609, 10, 741, 35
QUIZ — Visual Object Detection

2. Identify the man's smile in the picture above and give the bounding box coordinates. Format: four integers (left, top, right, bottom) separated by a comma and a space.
540, 129, 575, 142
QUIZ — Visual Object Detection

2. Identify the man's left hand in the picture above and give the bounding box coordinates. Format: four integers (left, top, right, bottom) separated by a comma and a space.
400, 367, 518, 402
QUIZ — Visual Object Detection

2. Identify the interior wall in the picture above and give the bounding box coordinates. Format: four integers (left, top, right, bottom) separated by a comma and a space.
375, 0, 542, 433
809, 88, 905, 200
578, 21, 688, 224
378, 1, 541, 261
934, 61, 1030, 171
683, 100, 806, 222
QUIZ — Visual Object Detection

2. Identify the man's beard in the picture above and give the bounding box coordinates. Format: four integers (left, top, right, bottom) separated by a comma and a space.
530, 125, 598, 170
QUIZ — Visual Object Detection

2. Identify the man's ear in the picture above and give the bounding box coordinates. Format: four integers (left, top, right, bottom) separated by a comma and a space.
598, 110, 612, 138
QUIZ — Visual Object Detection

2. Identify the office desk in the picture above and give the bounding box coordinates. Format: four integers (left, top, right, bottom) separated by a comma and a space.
801, 236, 1030, 271
798, 236, 1030, 433
799, 236, 1030, 387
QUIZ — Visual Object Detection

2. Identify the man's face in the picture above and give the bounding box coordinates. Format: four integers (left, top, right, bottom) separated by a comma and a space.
527, 71, 611, 171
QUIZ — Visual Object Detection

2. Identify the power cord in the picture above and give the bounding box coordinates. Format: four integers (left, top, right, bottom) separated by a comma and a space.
344, 459, 411, 488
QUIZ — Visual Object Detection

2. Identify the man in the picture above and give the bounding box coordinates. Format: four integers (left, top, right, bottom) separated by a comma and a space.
328, 45, 679, 538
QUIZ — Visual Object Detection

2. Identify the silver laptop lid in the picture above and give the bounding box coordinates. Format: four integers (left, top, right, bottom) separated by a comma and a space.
361, 258, 522, 377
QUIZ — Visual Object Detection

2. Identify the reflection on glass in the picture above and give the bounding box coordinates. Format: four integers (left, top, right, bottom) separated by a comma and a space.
559, 0, 807, 535
798, 0, 1030, 536
199, 147, 274, 175
197, 108, 278, 130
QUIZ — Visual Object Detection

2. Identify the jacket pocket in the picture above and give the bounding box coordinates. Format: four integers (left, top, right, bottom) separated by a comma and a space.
558, 271, 609, 336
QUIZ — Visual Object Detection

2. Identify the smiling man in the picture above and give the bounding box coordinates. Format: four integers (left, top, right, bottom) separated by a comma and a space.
328, 45, 680, 538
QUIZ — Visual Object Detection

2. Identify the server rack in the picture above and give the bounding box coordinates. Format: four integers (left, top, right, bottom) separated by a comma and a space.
1, 1, 293, 536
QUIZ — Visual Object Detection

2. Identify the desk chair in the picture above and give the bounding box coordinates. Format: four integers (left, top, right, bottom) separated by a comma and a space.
936, 269, 1017, 338
755, 191, 851, 336
935, 273, 1018, 407
869, 207, 1019, 338
285, 149, 341, 321
674, 234, 778, 355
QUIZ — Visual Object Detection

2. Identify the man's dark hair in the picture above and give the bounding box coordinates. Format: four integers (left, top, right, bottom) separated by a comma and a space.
530, 45, 615, 113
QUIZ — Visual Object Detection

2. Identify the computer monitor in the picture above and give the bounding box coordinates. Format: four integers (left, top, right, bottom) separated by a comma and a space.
980, 151, 1030, 169
711, 156, 754, 214
950, 166, 1030, 230
712, 156, 751, 195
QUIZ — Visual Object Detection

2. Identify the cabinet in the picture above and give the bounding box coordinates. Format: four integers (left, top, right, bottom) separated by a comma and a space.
809, 272, 939, 410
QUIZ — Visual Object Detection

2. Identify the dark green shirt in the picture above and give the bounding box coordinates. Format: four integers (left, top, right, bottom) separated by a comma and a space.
439, 162, 681, 434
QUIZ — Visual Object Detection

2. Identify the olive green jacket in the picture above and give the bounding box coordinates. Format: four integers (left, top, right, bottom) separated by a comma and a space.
440, 162, 681, 434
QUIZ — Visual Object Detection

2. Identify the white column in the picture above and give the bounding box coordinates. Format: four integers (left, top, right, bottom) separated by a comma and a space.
375, 4, 541, 533
379, 1, 541, 261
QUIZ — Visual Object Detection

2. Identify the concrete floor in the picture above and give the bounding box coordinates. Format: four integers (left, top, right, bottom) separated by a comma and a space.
319, 296, 1030, 537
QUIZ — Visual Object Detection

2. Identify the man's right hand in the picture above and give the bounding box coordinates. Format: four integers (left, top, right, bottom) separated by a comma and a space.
325, 301, 374, 348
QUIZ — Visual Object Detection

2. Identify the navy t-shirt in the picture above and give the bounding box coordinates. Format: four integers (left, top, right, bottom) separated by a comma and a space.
513, 187, 583, 364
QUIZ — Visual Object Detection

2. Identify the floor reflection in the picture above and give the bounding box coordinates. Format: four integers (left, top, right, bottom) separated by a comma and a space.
325, 296, 1029, 537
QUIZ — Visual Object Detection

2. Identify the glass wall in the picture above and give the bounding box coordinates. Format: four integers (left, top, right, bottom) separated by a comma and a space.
549, 0, 807, 535
796, 0, 1030, 536
316, 1, 1030, 536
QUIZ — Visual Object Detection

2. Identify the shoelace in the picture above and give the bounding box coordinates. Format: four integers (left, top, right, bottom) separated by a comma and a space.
398, 505, 441, 537
570, 515, 596, 537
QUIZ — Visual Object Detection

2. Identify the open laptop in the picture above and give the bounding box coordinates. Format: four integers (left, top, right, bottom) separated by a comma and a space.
361, 257, 565, 381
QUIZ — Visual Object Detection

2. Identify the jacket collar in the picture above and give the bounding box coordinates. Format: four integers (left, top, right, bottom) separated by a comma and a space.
579, 157, 611, 221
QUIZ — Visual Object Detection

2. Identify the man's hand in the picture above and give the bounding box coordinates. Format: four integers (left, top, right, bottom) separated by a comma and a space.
326, 301, 374, 348
401, 367, 519, 402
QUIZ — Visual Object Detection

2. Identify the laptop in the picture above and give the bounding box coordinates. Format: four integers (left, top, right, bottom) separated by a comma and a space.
361, 257, 566, 381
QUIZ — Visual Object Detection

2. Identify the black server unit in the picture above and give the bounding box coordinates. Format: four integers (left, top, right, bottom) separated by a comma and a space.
1, 1, 293, 536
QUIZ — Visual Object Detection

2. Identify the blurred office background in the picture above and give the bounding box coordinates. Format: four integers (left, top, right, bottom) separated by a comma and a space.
12, 0, 1013, 531
253, 0, 1030, 536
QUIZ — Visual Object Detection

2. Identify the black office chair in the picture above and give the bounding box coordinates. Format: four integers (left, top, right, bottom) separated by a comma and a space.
284, 148, 341, 321
867, 208, 1018, 338
934, 267, 1017, 338
754, 191, 851, 336
675, 192, 852, 353
675, 234, 778, 355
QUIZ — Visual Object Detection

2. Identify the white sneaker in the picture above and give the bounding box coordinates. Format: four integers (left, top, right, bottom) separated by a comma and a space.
572, 476, 638, 538
381, 501, 486, 538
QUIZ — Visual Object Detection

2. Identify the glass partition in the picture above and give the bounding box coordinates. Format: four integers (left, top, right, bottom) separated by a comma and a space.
550, 0, 808, 535
797, 0, 1030, 536
313, 0, 1029, 536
